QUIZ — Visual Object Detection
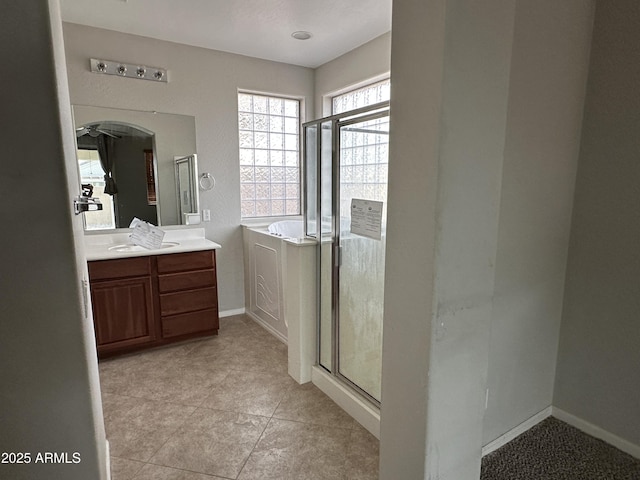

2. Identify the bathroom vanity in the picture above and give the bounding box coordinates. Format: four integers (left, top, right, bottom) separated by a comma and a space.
84, 228, 221, 358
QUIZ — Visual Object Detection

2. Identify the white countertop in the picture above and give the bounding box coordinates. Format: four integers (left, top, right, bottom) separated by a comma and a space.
84, 227, 221, 261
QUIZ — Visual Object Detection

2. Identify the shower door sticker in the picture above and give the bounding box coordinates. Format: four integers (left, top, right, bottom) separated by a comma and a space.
350, 199, 383, 240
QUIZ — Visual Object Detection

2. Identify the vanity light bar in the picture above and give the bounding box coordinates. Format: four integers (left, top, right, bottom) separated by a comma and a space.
90, 58, 168, 83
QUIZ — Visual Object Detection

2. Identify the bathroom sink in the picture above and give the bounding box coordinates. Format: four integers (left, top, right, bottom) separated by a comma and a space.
108, 242, 179, 252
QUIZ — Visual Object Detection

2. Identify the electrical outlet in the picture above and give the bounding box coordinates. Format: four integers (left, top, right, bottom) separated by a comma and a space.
202, 209, 211, 222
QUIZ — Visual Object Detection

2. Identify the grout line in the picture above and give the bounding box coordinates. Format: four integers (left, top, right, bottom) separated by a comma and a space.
144, 407, 199, 464
142, 460, 236, 480
108, 455, 145, 480
271, 381, 295, 419
235, 415, 273, 479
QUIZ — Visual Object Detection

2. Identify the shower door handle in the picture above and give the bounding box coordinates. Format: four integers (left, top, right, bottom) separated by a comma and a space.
334, 245, 342, 267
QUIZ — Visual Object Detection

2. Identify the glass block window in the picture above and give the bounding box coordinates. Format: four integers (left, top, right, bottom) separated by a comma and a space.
238, 92, 301, 218
332, 78, 390, 115
333, 79, 390, 217
338, 116, 390, 218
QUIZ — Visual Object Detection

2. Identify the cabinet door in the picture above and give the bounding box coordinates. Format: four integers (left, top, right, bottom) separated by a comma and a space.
90, 276, 155, 352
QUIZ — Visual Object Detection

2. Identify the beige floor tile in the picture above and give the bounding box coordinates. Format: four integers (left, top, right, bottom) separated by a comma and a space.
132, 364, 228, 407
200, 369, 295, 417
136, 340, 202, 361
110, 456, 145, 480
106, 396, 196, 462
101, 355, 229, 407
102, 392, 143, 423
150, 407, 269, 478
345, 426, 380, 479
238, 418, 352, 480
217, 315, 261, 338
99, 355, 159, 395
132, 463, 226, 479
191, 342, 288, 375
100, 314, 379, 479
274, 383, 357, 429
187, 324, 258, 358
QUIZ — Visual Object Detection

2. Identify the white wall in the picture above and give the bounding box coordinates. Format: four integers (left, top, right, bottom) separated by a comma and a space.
380, 1, 515, 478
0, 2, 107, 479
554, 0, 640, 448
314, 32, 391, 117
63, 23, 314, 312
484, 0, 594, 444
380, 0, 595, 478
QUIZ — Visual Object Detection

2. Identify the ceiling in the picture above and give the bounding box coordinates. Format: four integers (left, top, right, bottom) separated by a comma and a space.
60, 0, 392, 68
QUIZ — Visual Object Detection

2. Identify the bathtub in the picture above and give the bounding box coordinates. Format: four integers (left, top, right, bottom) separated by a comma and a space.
242, 220, 316, 383
267, 220, 305, 238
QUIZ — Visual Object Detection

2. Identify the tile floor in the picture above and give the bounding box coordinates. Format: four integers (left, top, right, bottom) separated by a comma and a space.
100, 314, 379, 480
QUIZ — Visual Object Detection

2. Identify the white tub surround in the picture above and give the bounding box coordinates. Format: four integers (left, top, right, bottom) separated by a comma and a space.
242, 223, 316, 383
242, 226, 287, 342
84, 227, 221, 261
282, 238, 317, 384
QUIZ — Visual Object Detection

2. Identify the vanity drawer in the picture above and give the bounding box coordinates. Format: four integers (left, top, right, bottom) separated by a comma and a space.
161, 309, 218, 338
88, 257, 151, 281
156, 250, 215, 274
158, 269, 216, 293
160, 287, 218, 316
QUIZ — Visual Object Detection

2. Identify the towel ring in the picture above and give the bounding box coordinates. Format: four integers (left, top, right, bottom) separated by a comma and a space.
199, 172, 215, 191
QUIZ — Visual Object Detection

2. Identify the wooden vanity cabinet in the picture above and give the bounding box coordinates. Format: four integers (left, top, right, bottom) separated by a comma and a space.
88, 257, 156, 356
157, 250, 219, 339
88, 250, 219, 358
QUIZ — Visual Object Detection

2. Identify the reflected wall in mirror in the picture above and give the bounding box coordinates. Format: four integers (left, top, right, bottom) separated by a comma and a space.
72, 105, 197, 230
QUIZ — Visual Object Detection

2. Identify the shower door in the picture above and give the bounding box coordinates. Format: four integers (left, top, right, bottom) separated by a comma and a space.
335, 111, 389, 404
304, 103, 389, 406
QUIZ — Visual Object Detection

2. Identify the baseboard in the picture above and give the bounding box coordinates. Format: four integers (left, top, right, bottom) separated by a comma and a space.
312, 366, 380, 439
219, 307, 245, 318
245, 311, 288, 344
552, 407, 640, 460
482, 407, 553, 457
105, 440, 111, 480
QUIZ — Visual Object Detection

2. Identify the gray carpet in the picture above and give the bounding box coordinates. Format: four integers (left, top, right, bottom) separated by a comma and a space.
481, 417, 640, 480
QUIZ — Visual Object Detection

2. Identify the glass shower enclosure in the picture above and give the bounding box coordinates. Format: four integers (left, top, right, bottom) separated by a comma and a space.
304, 102, 389, 405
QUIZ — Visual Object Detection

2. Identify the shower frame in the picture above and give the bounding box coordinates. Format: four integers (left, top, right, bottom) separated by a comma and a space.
303, 101, 390, 408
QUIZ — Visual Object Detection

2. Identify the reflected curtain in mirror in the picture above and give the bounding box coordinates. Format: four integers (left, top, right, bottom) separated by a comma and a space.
96, 134, 117, 195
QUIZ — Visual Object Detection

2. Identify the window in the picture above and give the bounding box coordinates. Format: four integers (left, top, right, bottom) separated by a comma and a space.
332, 78, 390, 115
332, 79, 390, 217
238, 92, 301, 218
77, 149, 116, 230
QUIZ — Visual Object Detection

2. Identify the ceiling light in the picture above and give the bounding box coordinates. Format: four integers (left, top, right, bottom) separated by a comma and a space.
291, 31, 312, 41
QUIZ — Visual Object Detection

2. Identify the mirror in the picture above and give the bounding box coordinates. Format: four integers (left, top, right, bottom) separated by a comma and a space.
72, 105, 198, 230
175, 154, 199, 224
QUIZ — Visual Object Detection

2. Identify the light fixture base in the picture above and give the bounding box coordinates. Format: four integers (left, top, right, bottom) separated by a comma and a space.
90, 58, 168, 82
291, 31, 313, 41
